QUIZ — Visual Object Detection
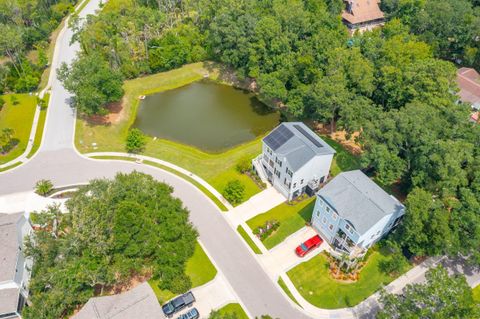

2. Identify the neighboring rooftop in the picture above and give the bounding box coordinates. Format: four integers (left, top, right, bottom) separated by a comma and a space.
0, 212, 24, 283
318, 170, 404, 235
263, 122, 335, 171
457, 67, 480, 110
342, 0, 384, 25
72, 282, 164, 319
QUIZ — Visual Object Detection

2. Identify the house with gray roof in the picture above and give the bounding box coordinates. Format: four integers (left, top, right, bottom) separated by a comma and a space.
72, 282, 164, 319
253, 122, 335, 200
311, 170, 405, 257
0, 212, 33, 319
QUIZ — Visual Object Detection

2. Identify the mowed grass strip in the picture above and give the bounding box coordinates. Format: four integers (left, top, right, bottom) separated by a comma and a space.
149, 242, 217, 304
277, 277, 301, 307
89, 155, 229, 211
237, 225, 262, 254
75, 62, 262, 204
287, 250, 411, 309
0, 94, 37, 164
215, 303, 249, 319
246, 197, 315, 250
27, 93, 50, 159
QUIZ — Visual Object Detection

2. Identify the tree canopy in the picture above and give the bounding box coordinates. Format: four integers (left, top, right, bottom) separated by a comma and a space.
23, 172, 198, 319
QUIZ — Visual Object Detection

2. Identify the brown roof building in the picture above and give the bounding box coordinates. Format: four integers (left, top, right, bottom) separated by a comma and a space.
342, 0, 385, 34
457, 67, 480, 110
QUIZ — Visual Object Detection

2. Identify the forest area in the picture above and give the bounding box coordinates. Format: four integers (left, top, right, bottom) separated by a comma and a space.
60, 0, 480, 268
0, 0, 78, 93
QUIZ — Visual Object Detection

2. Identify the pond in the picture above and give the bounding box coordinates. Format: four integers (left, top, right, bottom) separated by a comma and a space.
133, 80, 280, 152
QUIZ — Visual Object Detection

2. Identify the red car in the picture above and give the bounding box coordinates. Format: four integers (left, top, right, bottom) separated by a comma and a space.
295, 235, 323, 257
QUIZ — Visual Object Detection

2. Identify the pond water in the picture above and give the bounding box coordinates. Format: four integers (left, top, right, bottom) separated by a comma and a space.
133, 80, 280, 152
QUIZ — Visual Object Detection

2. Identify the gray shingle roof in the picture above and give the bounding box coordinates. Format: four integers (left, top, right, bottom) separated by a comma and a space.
72, 282, 164, 319
318, 170, 404, 235
263, 122, 335, 171
0, 212, 24, 283
0, 287, 19, 315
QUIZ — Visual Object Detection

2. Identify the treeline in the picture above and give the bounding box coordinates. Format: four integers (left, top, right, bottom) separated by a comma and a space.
24, 172, 198, 318
62, 0, 480, 265
0, 0, 78, 93
381, 0, 480, 68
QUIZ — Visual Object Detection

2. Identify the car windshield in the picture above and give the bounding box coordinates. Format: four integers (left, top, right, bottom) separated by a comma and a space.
301, 243, 308, 251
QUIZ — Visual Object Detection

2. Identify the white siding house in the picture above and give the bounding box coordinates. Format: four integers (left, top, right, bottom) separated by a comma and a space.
311, 170, 405, 257
0, 213, 33, 319
253, 122, 335, 201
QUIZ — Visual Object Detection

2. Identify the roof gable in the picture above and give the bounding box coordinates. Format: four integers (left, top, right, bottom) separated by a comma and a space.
318, 170, 404, 235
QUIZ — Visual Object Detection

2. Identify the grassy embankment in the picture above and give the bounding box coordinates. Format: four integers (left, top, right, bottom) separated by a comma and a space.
0, 94, 37, 164
76, 62, 263, 204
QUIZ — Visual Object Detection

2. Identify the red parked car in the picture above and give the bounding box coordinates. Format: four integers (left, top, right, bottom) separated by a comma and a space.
295, 235, 323, 257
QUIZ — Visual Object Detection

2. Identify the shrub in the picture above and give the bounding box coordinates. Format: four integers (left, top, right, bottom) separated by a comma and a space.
125, 128, 146, 153
236, 156, 252, 174
222, 180, 245, 205
379, 253, 409, 276
35, 179, 54, 196
10, 95, 19, 105
0, 128, 18, 154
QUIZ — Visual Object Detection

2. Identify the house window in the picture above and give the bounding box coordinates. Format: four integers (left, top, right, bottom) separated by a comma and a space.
376, 230, 381, 236
275, 170, 280, 178
319, 200, 324, 207
317, 210, 321, 218
345, 224, 350, 231
329, 224, 334, 231
293, 182, 297, 188
286, 167, 293, 177
349, 228, 354, 235
326, 206, 330, 213
322, 217, 327, 224
301, 179, 304, 184
332, 212, 337, 220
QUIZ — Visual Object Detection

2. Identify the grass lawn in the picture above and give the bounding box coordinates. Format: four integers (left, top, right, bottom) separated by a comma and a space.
473, 285, 480, 303
0, 94, 37, 164
320, 135, 361, 176
215, 303, 249, 319
246, 197, 315, 250
75, 62, 262, 204
149, 242, 217, 304
278, 277, 301, 307
27, 93, 49, 159
287, 250, 412, 309
237, 225, 262, 254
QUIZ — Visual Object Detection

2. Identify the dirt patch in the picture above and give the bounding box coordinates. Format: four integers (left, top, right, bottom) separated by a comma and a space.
83, 100, 126, 126
313, 122, 362, 155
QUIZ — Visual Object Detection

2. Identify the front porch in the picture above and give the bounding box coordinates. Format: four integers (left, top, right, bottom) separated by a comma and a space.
331, 229, 365, 259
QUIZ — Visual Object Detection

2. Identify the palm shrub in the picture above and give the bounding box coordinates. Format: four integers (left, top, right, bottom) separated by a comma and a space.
35, 179, 53, 196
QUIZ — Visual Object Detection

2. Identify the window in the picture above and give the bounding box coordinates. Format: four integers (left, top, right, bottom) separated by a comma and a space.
286, 167, 293, 177
332, 212, 337, 220
275, 170, 280, 178
376, 230, 381, 236
329, 224, 334, 231
317, 210, 321, 218
326, 206, 330, 213
349, 228, 354, 235
293, 182, 297, 188
319, 200, 323, 207
345, 224, 350, 231
300, 179, 304, 184
322, 217, 327, 224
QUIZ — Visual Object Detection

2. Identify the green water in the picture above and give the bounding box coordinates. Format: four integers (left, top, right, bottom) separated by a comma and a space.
133, 80, 280, 152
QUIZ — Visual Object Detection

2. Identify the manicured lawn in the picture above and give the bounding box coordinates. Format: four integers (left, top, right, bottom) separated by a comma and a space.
149, 242, 217, 304
320, 135, 361, 176
215, 303, 249, 319
0, 94, 37, 164
287, 250, 411, 309
473, 285, 480, 303
237, 225, 262, 254
246, 197, 315, 249
75, 62, 262, 204
278, 277, 301, 307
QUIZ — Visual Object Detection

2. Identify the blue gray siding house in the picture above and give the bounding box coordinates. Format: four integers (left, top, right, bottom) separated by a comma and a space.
311, 170, 405, 257
253, 122, 335, 200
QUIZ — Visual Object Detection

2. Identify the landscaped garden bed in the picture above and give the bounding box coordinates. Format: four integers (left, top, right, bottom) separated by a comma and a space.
287, 249, 412, 309
246, 197, 316, 249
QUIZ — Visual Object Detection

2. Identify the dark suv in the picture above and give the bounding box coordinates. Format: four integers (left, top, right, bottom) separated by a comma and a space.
162, 292, 195, 317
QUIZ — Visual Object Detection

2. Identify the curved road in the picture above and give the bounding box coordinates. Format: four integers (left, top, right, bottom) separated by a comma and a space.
0, 1, 326, 318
